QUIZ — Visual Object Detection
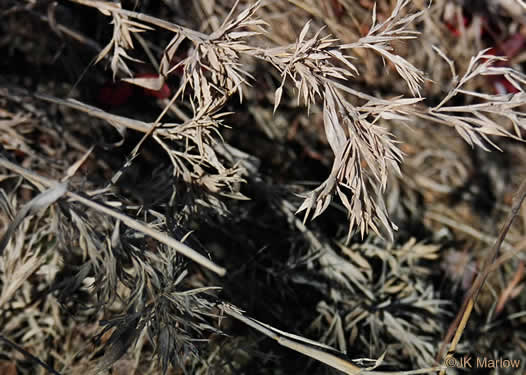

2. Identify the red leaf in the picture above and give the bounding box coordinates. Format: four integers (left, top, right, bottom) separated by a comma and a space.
97, 82, 134, 108
135, 73, 172, 99
492, 77, 520, 95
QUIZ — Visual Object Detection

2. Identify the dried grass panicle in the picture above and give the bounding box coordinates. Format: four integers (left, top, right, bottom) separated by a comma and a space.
261, 0, 425, 241
304, 236, 445, 369
426, 48, 526, 151
2, 0, 526, 374
71, 0, 427, 240
55, 200, 221, 374
67, 0, 526, 242
92, 2, 154, 79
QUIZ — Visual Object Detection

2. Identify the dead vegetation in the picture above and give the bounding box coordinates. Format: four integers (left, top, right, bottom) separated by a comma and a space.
1, 0, 526, 374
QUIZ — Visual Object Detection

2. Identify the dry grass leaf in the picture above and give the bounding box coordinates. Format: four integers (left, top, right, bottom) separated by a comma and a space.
0, 223, 44, 306
0, 183, 67, 256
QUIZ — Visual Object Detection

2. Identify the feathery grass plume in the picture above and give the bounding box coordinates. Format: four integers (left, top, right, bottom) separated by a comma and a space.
3, 0, 526, 374
269, 0, 425, 240
70, 0, 425, 240
92, 1, 153, 79
68, 0, 265, 199
310, 237, 446, 369
424, 48, 526, 150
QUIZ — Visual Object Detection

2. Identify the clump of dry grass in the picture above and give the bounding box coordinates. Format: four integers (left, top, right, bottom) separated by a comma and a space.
2, 0, 526, 374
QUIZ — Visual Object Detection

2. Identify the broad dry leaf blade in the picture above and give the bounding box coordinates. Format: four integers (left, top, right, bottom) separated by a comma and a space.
0, 182, 67, 256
